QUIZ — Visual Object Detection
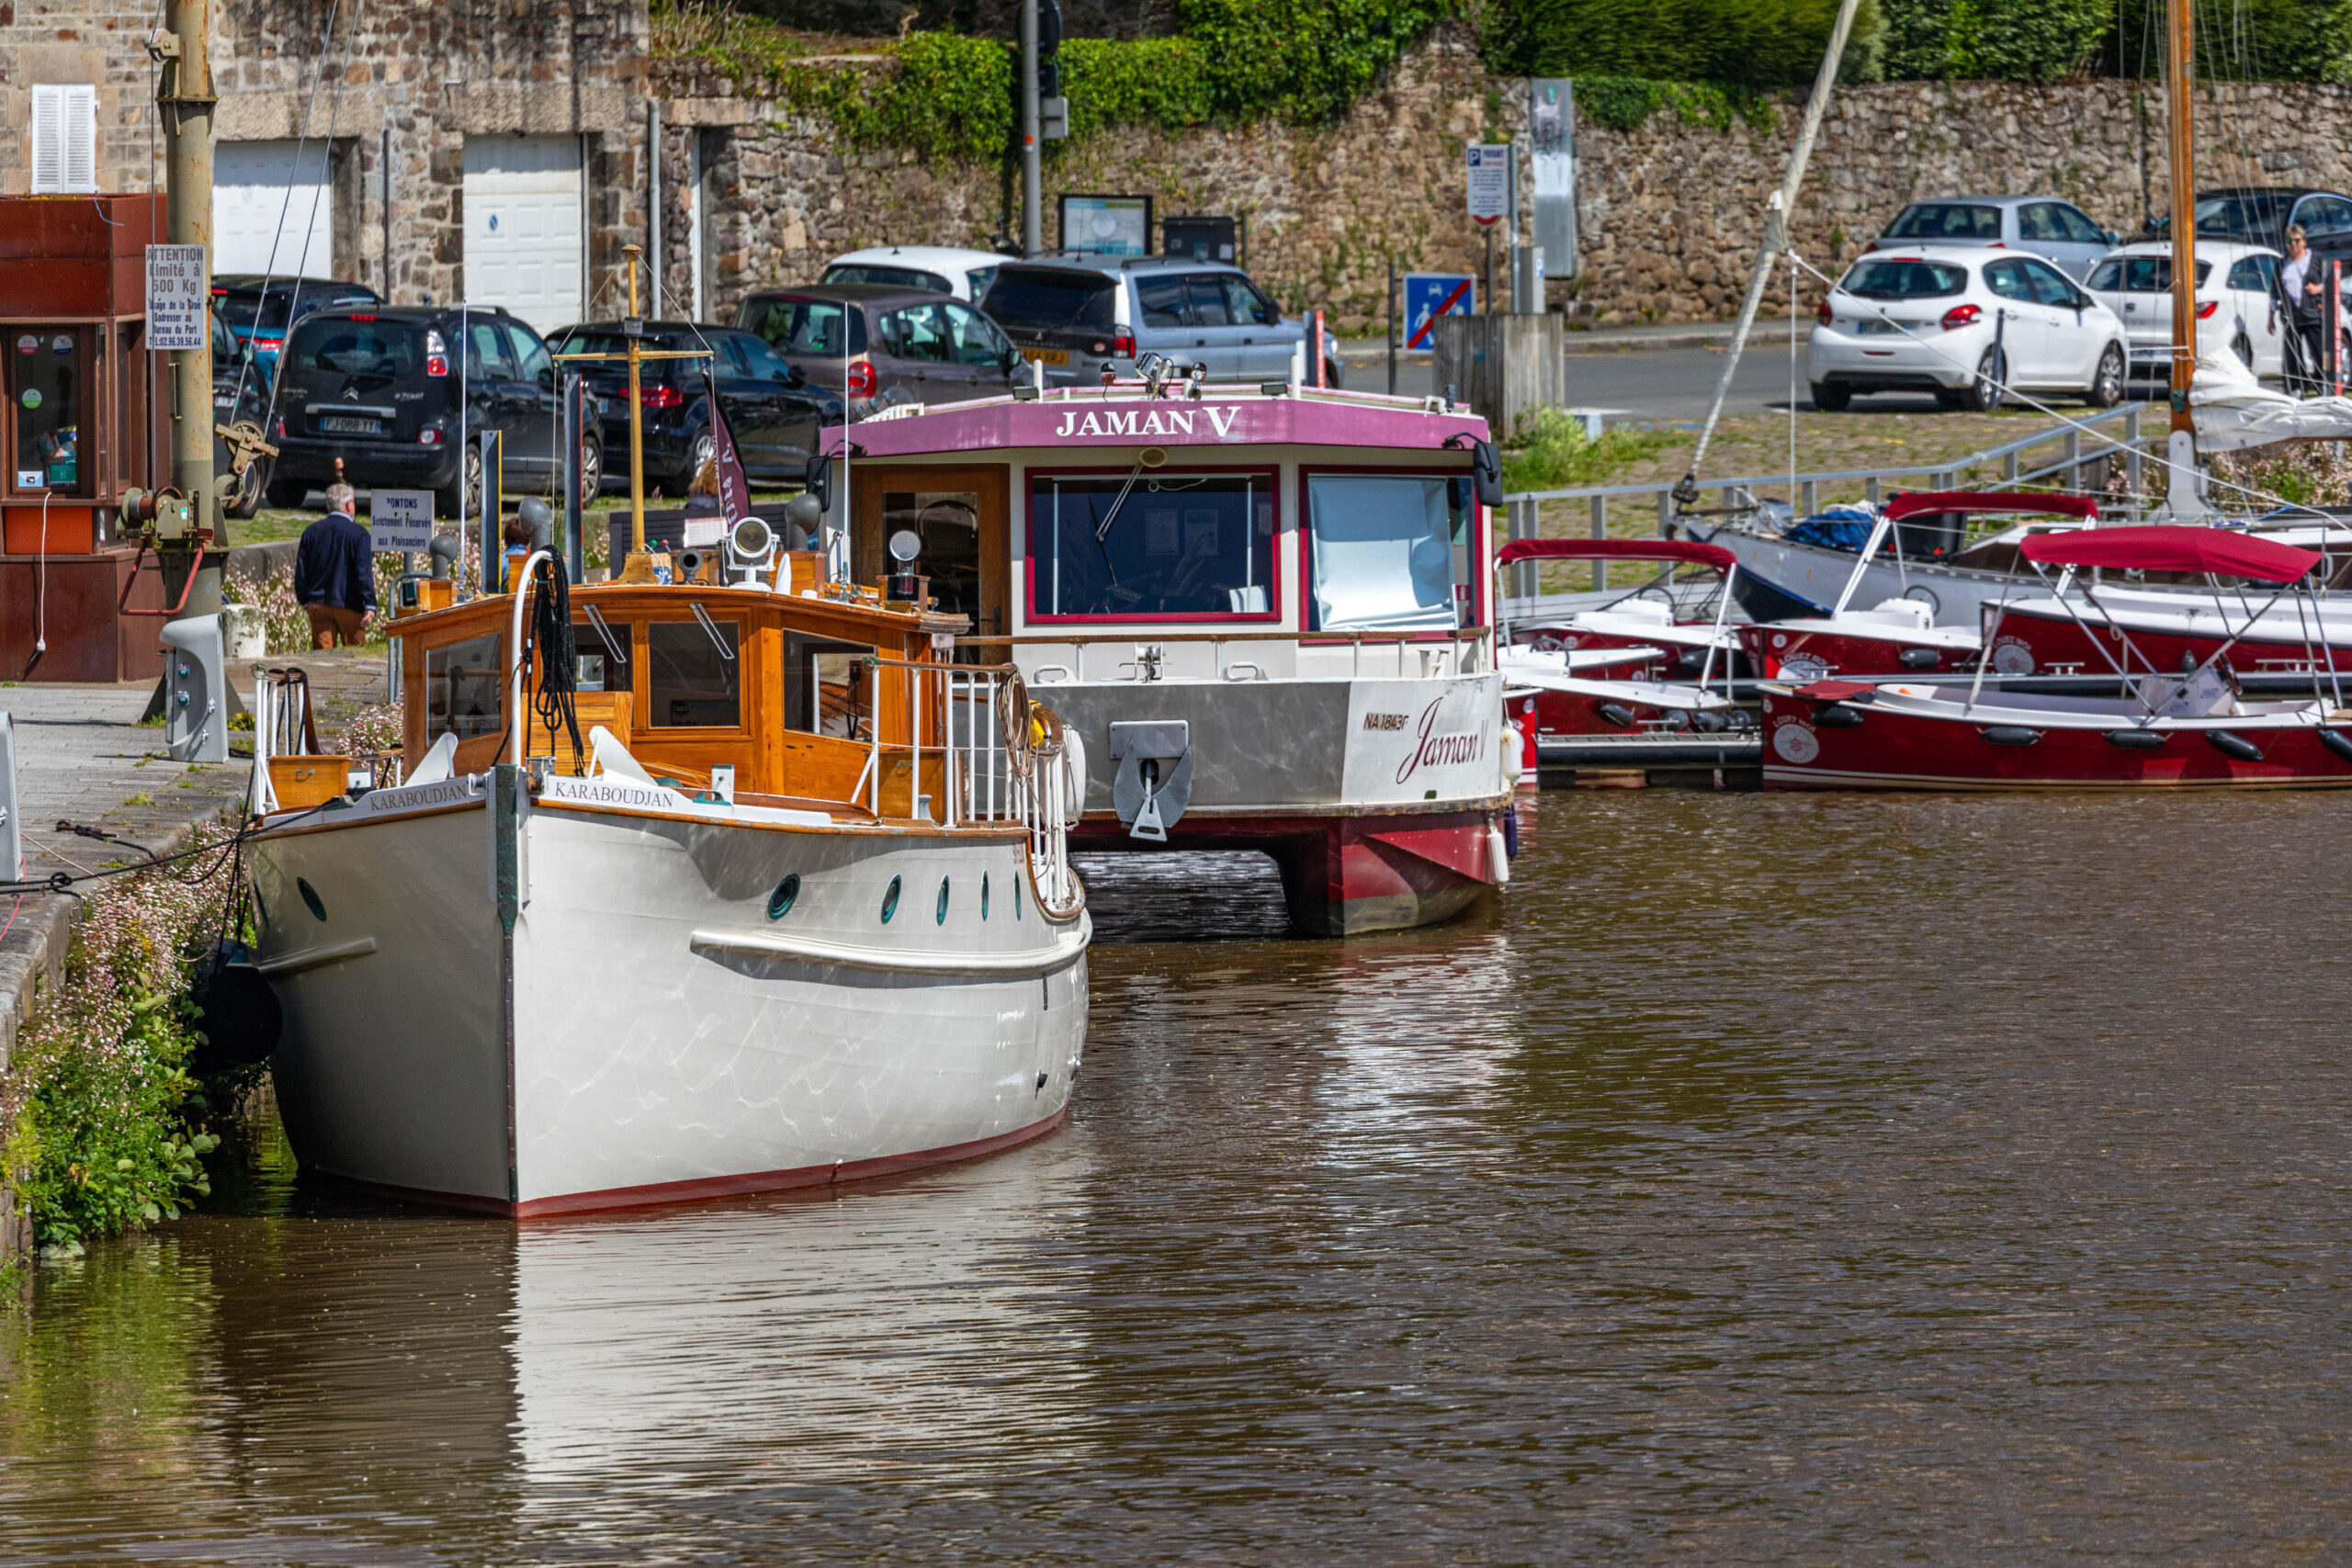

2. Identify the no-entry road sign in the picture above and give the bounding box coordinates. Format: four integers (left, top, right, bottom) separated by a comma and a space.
1403, 273, 1475, 350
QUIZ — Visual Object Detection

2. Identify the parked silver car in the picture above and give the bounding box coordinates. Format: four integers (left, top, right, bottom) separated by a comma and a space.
1863, 196, 2120, 282
979, 255, 1342, 388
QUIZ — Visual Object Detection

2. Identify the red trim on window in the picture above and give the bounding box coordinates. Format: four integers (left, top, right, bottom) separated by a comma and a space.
1022, 462, 1286, 626
1295, 461, 1488, 638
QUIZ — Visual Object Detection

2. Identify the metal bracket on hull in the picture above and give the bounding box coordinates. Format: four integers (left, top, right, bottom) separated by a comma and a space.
1109, 720, 1193, 842
689, 926, 1089, 978
256, 935, 379, 978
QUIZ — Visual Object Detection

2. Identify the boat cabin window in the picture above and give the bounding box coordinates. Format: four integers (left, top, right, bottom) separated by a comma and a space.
1028, 471, 1275, 620
647, 618, 741, 728
879, 490, 981, 623
424, 633, 503, 741
1306, 473, 1470, 632
783, 633, 875, 739
571, 618, 632, 693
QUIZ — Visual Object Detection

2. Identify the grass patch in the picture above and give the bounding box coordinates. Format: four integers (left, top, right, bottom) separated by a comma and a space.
1499, 408, 1674, 492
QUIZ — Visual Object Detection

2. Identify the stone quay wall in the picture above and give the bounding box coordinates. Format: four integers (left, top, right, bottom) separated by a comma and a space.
653, 29, 2352, 335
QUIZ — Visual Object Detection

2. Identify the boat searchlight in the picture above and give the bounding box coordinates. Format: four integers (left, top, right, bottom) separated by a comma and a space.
887, 527, 923, 601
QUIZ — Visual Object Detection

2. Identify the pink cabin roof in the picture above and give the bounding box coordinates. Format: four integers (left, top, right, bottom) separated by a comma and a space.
837, 391, 1492, 460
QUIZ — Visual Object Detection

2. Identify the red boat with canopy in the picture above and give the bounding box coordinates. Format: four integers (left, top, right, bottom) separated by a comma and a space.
1761, 525, 2352, 790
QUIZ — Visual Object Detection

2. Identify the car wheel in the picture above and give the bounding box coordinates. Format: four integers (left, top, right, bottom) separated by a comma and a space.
1967, 349, 2006, 413
2233, 333, 2256, 368
1810, 381, 1851, 412
265, 473, 308, 510
576, 438, 604, 512
2085, 344, 2125, 408
228, 457, 268, 520
662, 432, 715, 500
435, 445, 484, 523
1933, 387, 1969, 411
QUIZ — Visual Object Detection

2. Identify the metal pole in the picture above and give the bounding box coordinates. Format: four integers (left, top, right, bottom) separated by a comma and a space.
162, 0, 219, 563
2166, 0, 2196, 440
1021, 0, 1042, 257
1387, 258, 1397, 396
380, 127, 392, 299
649, 101, 662, 315
1676, 0, 1868, 501
1506, 139, 1520, 314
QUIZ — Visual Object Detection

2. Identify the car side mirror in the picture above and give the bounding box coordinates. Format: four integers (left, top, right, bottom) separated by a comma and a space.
2105, 230, 2120, 246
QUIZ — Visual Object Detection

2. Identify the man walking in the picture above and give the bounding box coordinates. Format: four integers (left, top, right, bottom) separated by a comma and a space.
293, 482, 377, 649
2279, 225, 2327, 395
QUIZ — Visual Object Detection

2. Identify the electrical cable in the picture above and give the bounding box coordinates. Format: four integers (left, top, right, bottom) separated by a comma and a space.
526, 555, 583, 767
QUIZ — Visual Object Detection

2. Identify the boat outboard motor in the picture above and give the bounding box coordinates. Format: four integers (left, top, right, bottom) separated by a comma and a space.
1109, 720, 1193, 843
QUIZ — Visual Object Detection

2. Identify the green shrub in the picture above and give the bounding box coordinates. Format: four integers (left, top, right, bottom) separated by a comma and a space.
1484, 0, 1883, 88
1500, 408, 1670, 491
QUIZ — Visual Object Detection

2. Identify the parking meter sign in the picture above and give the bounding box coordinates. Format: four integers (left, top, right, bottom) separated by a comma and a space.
370, 490, 435, 553
1466, 145, 1510, 225
1403, 274, 1475, 350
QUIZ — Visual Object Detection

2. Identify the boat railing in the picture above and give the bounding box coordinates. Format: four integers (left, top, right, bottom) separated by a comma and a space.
854, 655, 1083, 918
1496, 404, 2157, 601
958, 626, 1495, 682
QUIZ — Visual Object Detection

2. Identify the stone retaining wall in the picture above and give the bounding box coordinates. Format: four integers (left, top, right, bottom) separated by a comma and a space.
653, 32, 2352, 335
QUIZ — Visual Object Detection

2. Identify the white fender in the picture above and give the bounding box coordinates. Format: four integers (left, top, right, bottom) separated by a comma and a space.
1058, 726, 1089, 827
1487, 821, 1510, 886
1500, 721, 1524, 789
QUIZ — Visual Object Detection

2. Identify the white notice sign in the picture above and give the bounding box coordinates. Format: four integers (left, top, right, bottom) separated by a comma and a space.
145, 244, 207, 351
1466, 145, 1510, 226
369, 490, 436, 552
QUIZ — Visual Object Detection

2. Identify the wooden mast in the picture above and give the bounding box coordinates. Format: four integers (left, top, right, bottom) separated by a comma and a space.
2166, 0, 2196, 436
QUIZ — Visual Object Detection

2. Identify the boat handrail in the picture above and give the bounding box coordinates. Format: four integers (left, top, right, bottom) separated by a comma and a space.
959, 626, 1493, 682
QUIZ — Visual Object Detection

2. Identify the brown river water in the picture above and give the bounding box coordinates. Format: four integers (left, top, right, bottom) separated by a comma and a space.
2, 789, 2348, 1564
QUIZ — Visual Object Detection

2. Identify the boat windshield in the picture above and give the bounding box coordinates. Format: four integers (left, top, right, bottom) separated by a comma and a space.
1306, 473, 1471, 632
1029, 472, 1274, 619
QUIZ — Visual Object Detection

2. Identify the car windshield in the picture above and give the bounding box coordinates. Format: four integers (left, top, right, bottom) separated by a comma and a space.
1883, 203, 2003, 241
288, 320, 421, 376
820, 264, 952, 293
214, 285, 349, 333
2158, 193, 2298, 241
982, 269, 1117, 332
1838, 260, 1969, 299
740, 298, 867, 357
2086, 256, 2213, 291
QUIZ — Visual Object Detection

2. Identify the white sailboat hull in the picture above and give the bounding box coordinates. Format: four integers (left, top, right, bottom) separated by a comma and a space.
253, 784, 1089, 1214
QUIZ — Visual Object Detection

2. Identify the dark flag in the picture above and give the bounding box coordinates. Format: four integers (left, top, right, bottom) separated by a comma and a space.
701, 367, 754, 530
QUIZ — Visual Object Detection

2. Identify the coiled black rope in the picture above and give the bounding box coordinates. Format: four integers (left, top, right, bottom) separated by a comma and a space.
527, 554, 584, 769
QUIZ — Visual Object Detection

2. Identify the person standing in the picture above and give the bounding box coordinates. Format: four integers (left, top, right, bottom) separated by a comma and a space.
293, 482, 377, 649
2279, 225, 2327, 394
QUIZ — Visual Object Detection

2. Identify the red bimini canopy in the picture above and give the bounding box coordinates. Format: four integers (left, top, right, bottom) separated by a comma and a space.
1495, 537, 1736, 571
1882, 491, 2100, 523
2019, 525, 2323, 583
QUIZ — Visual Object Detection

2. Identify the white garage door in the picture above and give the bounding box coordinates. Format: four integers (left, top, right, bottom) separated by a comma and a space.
213, 139, 334, 278
463, 136, 583, 333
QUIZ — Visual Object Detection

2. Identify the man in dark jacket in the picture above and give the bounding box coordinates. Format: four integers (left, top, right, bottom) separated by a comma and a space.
293, 482, 377, 648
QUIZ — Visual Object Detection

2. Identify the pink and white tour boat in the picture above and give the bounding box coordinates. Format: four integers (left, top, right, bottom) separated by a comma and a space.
1761, 525, 2352, 791
825, 357, 1514, 934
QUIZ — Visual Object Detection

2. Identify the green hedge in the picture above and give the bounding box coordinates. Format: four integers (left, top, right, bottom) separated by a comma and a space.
1483, 0, 1884, 87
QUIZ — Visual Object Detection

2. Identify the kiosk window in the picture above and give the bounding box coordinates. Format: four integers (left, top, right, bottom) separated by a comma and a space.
11, 328, 82, 493
425, 634, 504, 740
649, 620, 740, 727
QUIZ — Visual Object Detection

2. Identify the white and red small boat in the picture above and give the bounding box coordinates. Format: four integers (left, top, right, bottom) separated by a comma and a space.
1499, 538, 1747, 739
1762, 525, 2352, 791
1736, 491, 2099, 680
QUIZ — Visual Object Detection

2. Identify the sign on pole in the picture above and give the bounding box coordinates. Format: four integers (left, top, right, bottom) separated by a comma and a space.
370, 490, 436, 553
1402, 274, 1476, 350
1466, 145, 1510, 227
144, 244, 207, 351
1531, 79, 1576, 279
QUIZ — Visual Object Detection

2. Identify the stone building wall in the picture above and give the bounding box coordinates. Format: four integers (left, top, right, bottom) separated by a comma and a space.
652, 29, 2352, 334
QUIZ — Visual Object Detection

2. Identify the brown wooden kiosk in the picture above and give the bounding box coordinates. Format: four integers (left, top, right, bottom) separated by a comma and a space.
0, 194, 178, 682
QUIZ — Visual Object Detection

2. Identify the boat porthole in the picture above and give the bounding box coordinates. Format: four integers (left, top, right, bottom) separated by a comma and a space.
981, 873, 990, 920
767, 874, 800, 920
936, 875, 951, 924
297, 877, 326, 922
880, 874, 901, 923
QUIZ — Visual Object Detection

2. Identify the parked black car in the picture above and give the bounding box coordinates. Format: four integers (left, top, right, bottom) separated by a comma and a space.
545, 321, 844, 496
270, 305, 601, 519
211, 275, 382, 381
2145, 187, 2352, 253
209, 306, 274, 518
735, 284, 1023, 415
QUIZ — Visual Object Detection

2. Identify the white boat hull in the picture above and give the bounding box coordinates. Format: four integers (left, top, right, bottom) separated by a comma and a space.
253, 782, 1089, 1214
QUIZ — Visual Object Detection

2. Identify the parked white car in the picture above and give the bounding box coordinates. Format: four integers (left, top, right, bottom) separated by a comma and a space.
2085, 241, 2285, 381
1807, 245, 2130, 412
819, 245, 1010, 301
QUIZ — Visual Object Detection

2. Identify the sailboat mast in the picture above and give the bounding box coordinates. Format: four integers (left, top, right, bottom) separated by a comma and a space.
2166, 0, 2196, 435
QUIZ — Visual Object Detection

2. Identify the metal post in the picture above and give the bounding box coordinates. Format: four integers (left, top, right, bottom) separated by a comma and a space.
162, 0, 220, 580
1589, 495, 1606, 590
1800, 479, 1817, 516
2166, 0, 2196, 445
1866, 475, 1882, 507
379, 127, 393, 299
2065, 428, 2082, 490
562, 374, 585, 583
1656, 489, 1672, 539
1386, 258, 1397, 396
648, 100, 662, 314
2125, 407, 2143, 504
1021, 0, 1042, 256
1506, 137, 1520, 314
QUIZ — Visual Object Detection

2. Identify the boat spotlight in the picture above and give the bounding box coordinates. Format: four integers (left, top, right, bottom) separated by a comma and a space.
887, 527, 922, 602
728, 514, 777, 587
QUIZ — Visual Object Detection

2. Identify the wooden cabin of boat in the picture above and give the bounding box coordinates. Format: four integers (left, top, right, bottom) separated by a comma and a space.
380, 549, 985, 821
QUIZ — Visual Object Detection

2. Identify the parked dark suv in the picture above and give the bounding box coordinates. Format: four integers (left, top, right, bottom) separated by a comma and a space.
270, 305, 601, 517
735, 284, 1022, 416
547, 321, 844, 496
212, 275, 382, 381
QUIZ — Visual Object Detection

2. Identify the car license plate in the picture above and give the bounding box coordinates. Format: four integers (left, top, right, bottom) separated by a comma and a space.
1021, 348, 1069, 366
1856, 319, 1909, 335
318, 414, 380, 434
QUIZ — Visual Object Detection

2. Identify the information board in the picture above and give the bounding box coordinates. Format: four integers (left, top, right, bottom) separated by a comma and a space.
144, 244, 207, 351
1058, 194, 1153, 256
1403, 274, 1476, 349
369, 490, 436, 553
1465, 146, 1510, 226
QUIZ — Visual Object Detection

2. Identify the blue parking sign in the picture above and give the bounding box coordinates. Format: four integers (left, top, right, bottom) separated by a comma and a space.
1402, 273, 1475, 350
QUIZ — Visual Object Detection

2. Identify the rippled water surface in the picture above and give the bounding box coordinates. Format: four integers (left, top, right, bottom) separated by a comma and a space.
4, 790, 2349, 1563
